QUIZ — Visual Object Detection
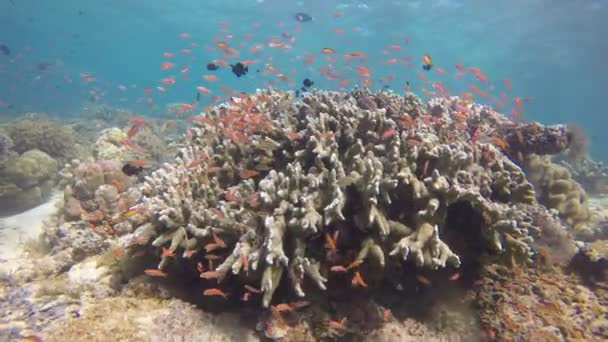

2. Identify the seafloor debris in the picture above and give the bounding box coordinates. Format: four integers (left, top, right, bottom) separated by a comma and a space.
119, 88, 581, 308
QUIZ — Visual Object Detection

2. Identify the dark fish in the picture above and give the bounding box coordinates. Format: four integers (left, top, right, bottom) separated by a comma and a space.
296, 90, 301, 97
37, 62, 52, 71
0, 44, 10, 55
302, 78, 314, 88
206, 62, 219, 71
78, 10, 85, 16
122, 163, 144, 176
294, 12, 313, 22
230, 62, 249, 77
422, 64, 432, 71
196, 92, 201, 102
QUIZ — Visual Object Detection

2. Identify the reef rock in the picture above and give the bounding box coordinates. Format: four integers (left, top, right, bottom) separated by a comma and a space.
123, 89, 574, 307
524, 154, 592, 235
0, 149, 58, 215
94, 127, 129, 160
0, 117, 77, 162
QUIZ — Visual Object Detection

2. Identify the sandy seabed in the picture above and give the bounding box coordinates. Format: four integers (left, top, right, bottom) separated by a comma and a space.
0, 192, 62, 260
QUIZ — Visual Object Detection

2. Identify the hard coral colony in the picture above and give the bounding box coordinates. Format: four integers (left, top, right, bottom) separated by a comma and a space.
123, 87, 573, 308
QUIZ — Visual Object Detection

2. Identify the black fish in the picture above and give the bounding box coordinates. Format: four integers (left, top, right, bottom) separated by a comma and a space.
0, 44, 10, 55
230, 62, 249, 77
122, 163, 144, 176
196, 92, 201, 102
206, 62, 219, 71
294, 12, 313, 22
295, 90, 301, 97
78, 10, 85, 16
422, 64, 432, 71
302, 78, 314, 88
37, 62, 52, 71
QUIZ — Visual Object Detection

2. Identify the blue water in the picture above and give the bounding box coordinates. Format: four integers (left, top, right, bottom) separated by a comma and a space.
1, 0, 607, 156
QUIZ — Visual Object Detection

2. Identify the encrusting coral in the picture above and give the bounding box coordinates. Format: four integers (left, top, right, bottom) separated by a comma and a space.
122, 88, 574, 307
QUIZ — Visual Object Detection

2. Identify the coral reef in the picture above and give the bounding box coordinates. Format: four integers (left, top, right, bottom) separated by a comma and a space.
524, 154, 592, 235
0, 131, 15, 161
560, 156, 608, 195
94, 125, 168, 163
122, 88, 573, 308
59, 159, 139, 223
0, 149, 58, 215
94, 127, 130, 160
0, 117, 78, 161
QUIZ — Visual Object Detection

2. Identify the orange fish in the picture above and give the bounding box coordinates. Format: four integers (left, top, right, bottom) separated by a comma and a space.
330, 265, 348, 272
272, 303, 293, 312
161, 246, 175, 258
416, 275, 432, 286
422, 54, 432, 66
160, 62, 174, 70
213, 232, 226, 248
381, 128, 396, 139
351, 271, 368, 288
216, 41, 228, 48
239, 168, 259, 179
121, 208, 137, 218
203, 74, 218, 82
513, 96, 523, 110
203, 288, 229, 299
345, 51, 365, 58
197, 86, 211, 94
200, 271, 221, 279
356, 65, 370, 77
144, 269, 168, 278
244, 284, 261, 293
346, 259, 362, 270
321, 47, 336, 54
489, 137, 509, 149
449, 272, 460, 281
328, 317, 348, 331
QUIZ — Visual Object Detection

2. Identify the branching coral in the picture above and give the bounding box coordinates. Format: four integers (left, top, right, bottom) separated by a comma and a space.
124, 88, 569, 306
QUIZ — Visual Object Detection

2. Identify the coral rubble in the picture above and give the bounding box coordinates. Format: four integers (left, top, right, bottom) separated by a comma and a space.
122, 88, 576, 308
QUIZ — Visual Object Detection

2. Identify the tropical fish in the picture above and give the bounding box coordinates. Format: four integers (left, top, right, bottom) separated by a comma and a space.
422, 54, 433, 71
203, 288, 229, 299
294, 12, 313, 22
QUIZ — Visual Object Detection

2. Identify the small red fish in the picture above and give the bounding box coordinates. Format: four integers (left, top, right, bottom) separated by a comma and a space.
144, 269, 168, 277
203, 288, 229, 299
239, 168, 259, 179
